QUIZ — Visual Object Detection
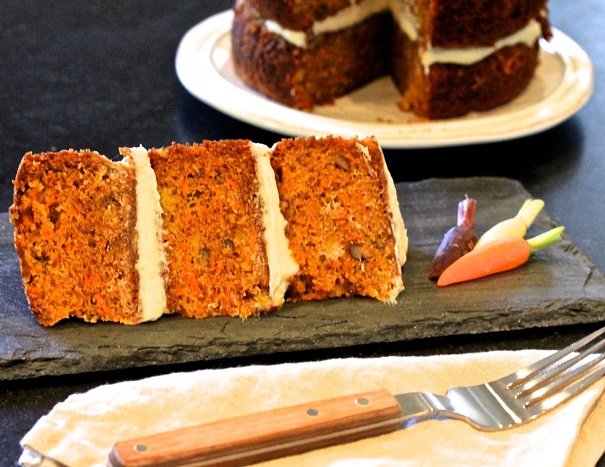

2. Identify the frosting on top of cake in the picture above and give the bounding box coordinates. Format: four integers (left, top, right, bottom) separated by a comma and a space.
258, 0, 543, 71
250, 142, 300, 306
128, 146, 168, 322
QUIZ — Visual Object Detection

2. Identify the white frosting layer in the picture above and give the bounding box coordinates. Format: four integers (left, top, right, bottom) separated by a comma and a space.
357, 141, 407, 303
381, 150, 408, 270
265, 20, 307, 48
264, 0, 389, 48
313, 0, 389, 36
260, 0, 543, 71
421, 19, 543, 71
250, 142, 300, 306
129, 146, 168, 322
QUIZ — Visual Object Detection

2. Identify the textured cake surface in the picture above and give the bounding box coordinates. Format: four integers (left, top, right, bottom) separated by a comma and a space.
10, 150, 139, 326
271, 135, 405, 302
149, 141, 275, 319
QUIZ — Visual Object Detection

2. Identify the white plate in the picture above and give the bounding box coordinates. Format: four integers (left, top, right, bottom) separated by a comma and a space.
175, 10, 594, 149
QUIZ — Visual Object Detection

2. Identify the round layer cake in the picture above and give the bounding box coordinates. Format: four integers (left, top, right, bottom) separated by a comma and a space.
231, 0, 552, 119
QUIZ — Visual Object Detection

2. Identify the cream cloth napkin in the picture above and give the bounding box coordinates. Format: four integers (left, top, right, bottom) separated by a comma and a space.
19, 350, 605, 467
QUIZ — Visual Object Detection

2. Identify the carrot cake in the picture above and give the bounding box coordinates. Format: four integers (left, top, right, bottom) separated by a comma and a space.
10, 136, 407, 326
231, 0, 551, 119
271, 135, 406, 302
148, 141, 298, 319
10, 150, 145, 326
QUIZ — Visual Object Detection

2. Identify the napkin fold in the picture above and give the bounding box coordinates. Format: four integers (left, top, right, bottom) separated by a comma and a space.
20, 350, 605, 467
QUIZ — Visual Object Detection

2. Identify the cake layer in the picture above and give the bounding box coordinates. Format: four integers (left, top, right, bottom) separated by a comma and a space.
148, 141, 277, 319
425, 1, 550, 48
10, 150, 140, 326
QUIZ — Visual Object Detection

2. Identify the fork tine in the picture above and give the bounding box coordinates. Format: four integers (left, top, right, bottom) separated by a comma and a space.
522, 351, 605, 408
506, 325, 605, 390
514, 333, 605, 397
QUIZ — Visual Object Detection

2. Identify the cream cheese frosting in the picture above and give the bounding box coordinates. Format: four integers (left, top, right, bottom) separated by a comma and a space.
421, 19, 543, 72
356, 140, 407, 302
250, 142, 300, 306
389, 0, 418, 41
264, 0, 389, 49
127, 146, 168, 322
378, 148, 408, 271
259, 0, 543, 72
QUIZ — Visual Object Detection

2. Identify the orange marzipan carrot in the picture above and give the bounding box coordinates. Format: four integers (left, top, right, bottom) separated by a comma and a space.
437, 237, 531, 287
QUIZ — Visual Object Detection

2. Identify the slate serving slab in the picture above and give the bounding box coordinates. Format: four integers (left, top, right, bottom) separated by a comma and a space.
2, 177, 605, 381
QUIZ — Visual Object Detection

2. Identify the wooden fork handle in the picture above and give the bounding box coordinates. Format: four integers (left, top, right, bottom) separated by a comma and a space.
108, 389, 403, 467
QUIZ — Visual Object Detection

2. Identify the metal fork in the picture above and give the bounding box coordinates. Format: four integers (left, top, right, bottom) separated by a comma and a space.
110, 325, 605, 467
399, 325, 605, 430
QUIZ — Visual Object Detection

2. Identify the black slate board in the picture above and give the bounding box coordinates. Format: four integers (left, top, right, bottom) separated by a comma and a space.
2, 177, 605, 381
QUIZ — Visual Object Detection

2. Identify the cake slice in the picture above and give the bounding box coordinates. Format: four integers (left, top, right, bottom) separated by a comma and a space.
10, 136, 406, 326
148, 141, 298, 319
9, 149, 168, 326
270, 135, 407, 303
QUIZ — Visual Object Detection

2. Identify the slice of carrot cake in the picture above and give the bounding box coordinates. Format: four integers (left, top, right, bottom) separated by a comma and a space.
148, 141, 298, 319
270, 135, 407, 303
9, 149, 164, 326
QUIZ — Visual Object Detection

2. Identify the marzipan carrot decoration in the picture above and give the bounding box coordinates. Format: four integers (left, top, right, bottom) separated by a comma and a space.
437, 226, 565, 287
428, 196, 478, 280
474, 198, 544, 249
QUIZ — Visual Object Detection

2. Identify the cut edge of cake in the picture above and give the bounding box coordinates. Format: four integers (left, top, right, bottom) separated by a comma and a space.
270, 135, 407, 304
